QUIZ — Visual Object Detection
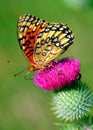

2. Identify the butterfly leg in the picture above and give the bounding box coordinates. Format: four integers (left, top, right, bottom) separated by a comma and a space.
24, 71, 34, 80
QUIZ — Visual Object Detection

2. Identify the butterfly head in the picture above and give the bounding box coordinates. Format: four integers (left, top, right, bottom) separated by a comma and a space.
28, 65, 36, 72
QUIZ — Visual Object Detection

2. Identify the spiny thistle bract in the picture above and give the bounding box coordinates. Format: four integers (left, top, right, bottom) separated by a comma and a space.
58, 123, 85, 130
52, 80, 93, 122
59, 123, 93, 130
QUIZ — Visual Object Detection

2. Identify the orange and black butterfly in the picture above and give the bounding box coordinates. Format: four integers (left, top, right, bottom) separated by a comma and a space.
17, 14, 74, 72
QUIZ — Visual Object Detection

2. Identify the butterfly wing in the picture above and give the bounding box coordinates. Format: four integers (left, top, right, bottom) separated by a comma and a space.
17, 14, 48, 66
34, 23, 74, 67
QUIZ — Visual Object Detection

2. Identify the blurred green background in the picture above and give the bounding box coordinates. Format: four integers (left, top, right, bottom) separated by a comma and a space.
0, 0, 93, 130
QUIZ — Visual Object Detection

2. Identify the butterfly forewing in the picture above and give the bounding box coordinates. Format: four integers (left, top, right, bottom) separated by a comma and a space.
17, 14, 74, 70
17, 14, 48, 66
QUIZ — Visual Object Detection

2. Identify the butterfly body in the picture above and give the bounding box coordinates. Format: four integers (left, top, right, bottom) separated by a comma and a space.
17, 14, 74, 71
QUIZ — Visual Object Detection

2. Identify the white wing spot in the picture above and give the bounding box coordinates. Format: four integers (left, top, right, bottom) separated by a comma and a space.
20, 27, 24, 32
55, 42, 60, 47
45, 45, 51, 51
52, 37, 58, 43
51, 51, 57, 55
36, 50, 41, 54
51, 26, 57, 30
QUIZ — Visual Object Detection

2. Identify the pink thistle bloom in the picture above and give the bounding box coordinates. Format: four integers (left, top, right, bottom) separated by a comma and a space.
33, 58, 80, 91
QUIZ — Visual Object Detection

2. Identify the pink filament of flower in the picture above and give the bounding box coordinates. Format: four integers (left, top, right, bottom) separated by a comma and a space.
33, 58, 80, 91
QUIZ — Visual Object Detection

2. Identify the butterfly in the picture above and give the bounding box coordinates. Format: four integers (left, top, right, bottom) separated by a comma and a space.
17, 14, 74, 72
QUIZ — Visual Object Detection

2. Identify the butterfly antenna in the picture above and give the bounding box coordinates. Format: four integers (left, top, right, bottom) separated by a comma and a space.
7, 60, 25, 67
14, 68, 27, 77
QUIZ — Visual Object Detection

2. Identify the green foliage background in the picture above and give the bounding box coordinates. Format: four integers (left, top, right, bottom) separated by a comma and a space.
0, 0, 93, 130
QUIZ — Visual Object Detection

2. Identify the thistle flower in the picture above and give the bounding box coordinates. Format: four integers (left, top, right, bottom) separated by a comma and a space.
52, 80, 93, 122
33, 58, 80, 91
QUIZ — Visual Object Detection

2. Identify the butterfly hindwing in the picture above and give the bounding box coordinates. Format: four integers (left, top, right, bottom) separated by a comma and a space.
34, 23, 74, 67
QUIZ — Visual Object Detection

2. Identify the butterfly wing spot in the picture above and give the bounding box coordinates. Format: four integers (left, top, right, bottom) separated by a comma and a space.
69, 41, 73, 44
19, 27, 24, 32
35, 50, 41, 55
29, 36, 35, 39
44, 28, 50, 32
37, 32, 43, 38
45, 45, 51, 51
45, 37, 50, 43
51, 26, 58, 31
41, 39, 45, 45
52, 37, 58, 43
42, 52, 46, 56
59, 27, 64, 31
55, 42, 60, 47
60, 45, 65, 49
66, 34, 72, 39
36, 43, 41, 48
50, 51, 57, 55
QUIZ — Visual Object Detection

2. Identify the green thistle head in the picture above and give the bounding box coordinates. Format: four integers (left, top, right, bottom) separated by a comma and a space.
52, 80, 93, 122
